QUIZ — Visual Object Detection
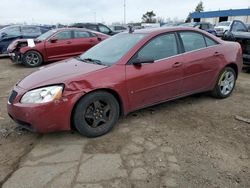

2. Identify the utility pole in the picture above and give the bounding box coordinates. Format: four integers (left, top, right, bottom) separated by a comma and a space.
124, 0, 126, 24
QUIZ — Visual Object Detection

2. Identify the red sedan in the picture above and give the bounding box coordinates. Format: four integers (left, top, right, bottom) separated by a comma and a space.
7, 28, 109, 67
7, 27, 243, 137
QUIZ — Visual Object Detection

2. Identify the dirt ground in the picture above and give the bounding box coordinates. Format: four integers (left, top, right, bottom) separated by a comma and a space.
0, 58, 249, 187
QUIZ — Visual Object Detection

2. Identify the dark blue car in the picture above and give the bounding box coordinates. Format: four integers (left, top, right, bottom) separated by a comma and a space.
0, 25, 52, 55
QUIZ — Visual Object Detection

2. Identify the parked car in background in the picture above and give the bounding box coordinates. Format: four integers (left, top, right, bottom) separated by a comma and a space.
7, 28, 109, 67
7, 27, 242, 137
141, 23, 161, 29
246, 24, 250, 32
180, 22, 216, 35
222, 20, 250, 64
0, 25, 52, 55
161, 22, 184, 27
0, 25, 10, 29
110, 25, 127, 33
214, 21, 232, 36
71, 23, 117, 35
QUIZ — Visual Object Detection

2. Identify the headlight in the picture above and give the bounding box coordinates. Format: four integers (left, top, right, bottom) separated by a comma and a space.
21, 85, 63, 104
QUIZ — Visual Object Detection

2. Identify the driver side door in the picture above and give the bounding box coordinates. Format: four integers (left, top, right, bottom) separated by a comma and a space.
45, 30, 74, 61
125, 33, 183, 110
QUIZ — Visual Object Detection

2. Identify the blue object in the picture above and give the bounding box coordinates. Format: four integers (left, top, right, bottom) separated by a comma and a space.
0, 25, 52, 54
191, 8, 250, 19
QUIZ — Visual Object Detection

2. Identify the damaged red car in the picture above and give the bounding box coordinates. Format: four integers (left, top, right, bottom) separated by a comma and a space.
7, 28, 108, 67
7, 27, 243, 137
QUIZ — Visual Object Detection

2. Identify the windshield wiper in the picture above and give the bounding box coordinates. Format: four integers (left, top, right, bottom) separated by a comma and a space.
82, 58, 104, 65
76, 57, 106, 66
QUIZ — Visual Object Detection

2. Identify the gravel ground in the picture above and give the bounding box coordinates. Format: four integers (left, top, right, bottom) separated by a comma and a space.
0, 58, 249, 187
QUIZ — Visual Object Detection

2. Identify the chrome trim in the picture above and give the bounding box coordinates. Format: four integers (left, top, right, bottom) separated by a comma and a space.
154, 44, 221, 63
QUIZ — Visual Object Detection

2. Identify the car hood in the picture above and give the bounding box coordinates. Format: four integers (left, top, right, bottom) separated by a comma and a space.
214, 26, 229, 30
7, 38, 41, 53
17, 58, 107, 90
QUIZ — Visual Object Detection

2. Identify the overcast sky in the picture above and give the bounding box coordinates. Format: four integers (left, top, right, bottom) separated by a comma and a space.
0, 0, 249, 24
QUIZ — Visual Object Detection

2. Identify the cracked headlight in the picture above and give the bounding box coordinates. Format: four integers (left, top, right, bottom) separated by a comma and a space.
21, 85, 63, 104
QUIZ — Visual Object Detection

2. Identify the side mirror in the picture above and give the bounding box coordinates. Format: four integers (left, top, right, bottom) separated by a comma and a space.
97, 37, 102, 41
50, 37, 57, 43
132, 58, 154, 66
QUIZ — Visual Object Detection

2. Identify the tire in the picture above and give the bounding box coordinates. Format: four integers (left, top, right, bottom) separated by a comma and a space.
73, 91, 120, 137
23, 51, 43, 67
211, 67, 236, 99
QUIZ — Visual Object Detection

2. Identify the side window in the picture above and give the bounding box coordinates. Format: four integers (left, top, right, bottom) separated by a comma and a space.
21, 26, 41, 36
87, 25, 98, 31
136, 33, 178, 61
201, 24, 209, 30
98, 25, 111, 34
74, 31, 91, 38
180, 32, 206, 52
204, 36, 218, 47
231, 21, 247, 32
54, 31, 72, 40
208, 23, 214, 29
3, 26, 21, 36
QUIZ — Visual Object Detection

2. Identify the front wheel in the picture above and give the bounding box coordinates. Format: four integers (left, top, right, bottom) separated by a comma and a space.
23, 51, 43, 67
73, 91, 120, 137
211, 67, 236, 98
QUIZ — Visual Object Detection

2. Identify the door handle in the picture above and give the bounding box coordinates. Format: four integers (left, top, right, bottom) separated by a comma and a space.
172, 62, 182, 68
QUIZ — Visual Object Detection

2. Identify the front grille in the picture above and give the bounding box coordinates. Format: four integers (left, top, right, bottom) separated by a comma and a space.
8, 90, 18, 104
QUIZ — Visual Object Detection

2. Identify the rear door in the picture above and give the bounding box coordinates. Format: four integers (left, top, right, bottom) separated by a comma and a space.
125, 33, 183, 110
72, 30, 99, 54
178, 31, 222, 95
45, 30, 75, 60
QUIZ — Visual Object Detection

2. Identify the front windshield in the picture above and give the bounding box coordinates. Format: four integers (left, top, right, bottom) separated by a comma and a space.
36, 29, 56, 41
217, 22, 231, 26
80, 33, 146, 66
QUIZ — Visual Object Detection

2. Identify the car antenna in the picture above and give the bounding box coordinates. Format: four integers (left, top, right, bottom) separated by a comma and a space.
128, 25, 134, 33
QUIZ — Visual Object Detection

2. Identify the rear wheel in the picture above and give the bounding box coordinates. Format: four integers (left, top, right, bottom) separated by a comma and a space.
211, 67, 236, 98
73, 91, 120, 137
23, 51, 43, 67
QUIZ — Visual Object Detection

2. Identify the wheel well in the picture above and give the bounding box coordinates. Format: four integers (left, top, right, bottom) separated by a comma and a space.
24, 50, 44, 61
226, 63, 238, 78
70, 88, 124, 130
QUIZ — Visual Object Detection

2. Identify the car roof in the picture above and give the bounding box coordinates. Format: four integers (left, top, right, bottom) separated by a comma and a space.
50, 27, 109, 36
132, 26, 202, 34
125, 27, 221, 42
72, 23, 104, 26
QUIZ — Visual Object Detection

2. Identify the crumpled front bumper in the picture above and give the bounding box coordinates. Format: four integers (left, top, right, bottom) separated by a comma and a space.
9, 52, 23, 64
